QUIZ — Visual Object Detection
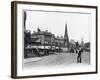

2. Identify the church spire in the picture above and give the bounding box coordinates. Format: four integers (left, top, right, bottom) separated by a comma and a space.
64, 23, 69, 48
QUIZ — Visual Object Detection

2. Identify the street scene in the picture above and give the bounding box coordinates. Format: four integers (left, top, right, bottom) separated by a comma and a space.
24, 52, 90, 69
23, 10, 90, 69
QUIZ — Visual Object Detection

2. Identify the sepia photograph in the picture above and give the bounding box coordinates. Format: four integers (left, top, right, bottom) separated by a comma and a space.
11, 1, 97, 78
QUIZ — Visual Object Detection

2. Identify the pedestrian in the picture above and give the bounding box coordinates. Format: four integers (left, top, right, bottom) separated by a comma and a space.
77, 48, 83, 63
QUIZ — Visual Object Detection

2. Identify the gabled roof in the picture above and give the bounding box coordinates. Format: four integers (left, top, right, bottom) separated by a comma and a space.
32, 31, 53, 36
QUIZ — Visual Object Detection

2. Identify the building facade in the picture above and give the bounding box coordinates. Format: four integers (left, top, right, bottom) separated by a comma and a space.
31, 28, 55, 46
31, 27, 66, 47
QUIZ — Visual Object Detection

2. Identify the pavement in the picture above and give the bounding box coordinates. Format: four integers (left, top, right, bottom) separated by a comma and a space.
24, 52, 90, 69
24, 57, 43, 64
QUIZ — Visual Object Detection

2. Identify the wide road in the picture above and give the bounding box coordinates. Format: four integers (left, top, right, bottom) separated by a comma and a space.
24, 52, 90, 69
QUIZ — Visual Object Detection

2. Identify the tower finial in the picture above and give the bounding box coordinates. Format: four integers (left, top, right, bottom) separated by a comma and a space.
64, 22, 69, 48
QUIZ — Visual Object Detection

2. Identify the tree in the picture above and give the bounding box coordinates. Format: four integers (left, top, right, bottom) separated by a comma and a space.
24, 30, 31, 47
84, 42, 90, 48
24, 30, 31, 58
84, 42, 90, 52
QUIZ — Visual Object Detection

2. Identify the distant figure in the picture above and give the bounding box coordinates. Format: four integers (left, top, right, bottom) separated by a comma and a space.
77, 48, 83, 63
76, 41, 79, 49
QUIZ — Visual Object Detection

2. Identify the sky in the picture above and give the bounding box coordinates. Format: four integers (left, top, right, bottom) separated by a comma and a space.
25, 10, 90, 43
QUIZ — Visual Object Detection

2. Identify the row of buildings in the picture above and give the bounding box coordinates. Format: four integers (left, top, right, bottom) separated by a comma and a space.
25, 23, 69, 48
24, 23, 70, 58
31, 25, 69, 47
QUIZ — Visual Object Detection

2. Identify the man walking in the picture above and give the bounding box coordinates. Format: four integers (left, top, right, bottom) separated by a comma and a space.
77, 48, 83, 63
